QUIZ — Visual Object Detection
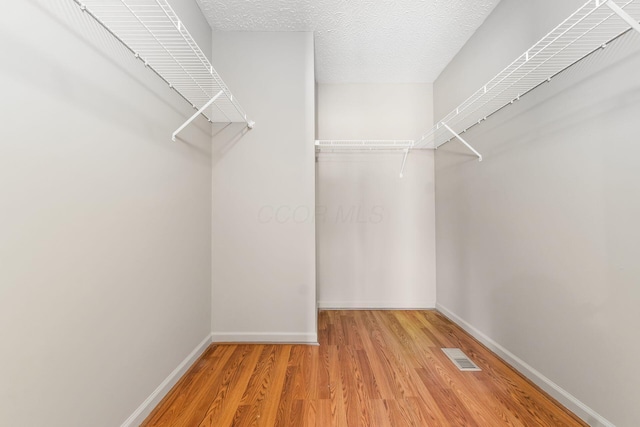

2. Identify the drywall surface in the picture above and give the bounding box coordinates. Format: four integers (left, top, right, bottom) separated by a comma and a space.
210, 32, 317, 342
434, 0, 640, 425
0, 1, 212, 426
316, 84, 436, 308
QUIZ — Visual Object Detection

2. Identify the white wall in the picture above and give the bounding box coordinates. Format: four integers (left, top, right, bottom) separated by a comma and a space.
210, 32, 317, 343
316, 84, 436, 308
0, 1, 213, 426
434, 1, 640, 426
317, 84, 435, 140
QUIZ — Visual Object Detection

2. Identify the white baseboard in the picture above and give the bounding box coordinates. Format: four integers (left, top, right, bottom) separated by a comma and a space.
318, 300, 435, 310
211, 332, 318, 344
436, 303, 614, 427
120, 334, 213, 427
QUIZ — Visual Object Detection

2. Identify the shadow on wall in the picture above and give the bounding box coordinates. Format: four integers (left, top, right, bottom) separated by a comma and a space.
477, 33, 640, 162
211, 123, 252, 166
436, 31, 640, 173
491, 272, 605, 370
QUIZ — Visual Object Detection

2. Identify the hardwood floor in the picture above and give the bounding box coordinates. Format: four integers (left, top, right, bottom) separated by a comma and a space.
142, 310, 587, 426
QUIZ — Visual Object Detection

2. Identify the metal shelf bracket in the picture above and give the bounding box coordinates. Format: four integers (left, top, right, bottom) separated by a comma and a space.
72, 0, 253, 140
442, 123, 483, 162
399, 148, 410, 178
607, 0, 640, 34
173, 90, 224, 141
412, 0, 640, 152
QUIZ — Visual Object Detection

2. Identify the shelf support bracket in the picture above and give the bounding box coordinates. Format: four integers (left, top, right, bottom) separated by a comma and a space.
172, 90, 224, 141
442, 123, 483, 162
606, 0, 640, 34
399, 148, 410, 178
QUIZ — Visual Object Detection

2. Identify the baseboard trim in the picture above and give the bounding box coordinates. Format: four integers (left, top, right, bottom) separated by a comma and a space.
318, 301, 435, 310
211, 332, 318, 344
436, 303, 614, 427
120, 334, 213, 427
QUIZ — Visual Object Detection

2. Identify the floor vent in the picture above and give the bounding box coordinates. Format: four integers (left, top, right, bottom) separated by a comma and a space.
442, 348, 481, 371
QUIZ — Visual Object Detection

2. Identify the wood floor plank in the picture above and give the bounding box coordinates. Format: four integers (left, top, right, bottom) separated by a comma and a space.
142, 310, 588, 427
327, 344, 349, 427
231, 345, 283, 426
316, 339, 331, 400
316, 399, 335, 427
351, 312, 397, 400
341, 314, 364, 350
371, 399, 413, 427
367, 312, 462, 426
196, 345, 263, 427
301, 400, 318, 427
142, 345, 237, 427
338, 343, 374, 426
414, 367, 480, 427
256, 345, 291, 427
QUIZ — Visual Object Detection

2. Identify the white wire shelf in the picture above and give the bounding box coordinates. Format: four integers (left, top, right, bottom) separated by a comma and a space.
73, 0, 253, 139
316, 140, 420, 177
415, 0, 640, 150
316, 0, 639, 175
315, 140, 415, 150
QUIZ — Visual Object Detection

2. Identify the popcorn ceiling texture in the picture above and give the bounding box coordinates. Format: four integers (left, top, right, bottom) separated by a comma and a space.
196, 0, 500, 83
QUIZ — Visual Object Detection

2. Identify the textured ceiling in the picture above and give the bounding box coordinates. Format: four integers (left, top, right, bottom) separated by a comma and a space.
196, 0, 500, 83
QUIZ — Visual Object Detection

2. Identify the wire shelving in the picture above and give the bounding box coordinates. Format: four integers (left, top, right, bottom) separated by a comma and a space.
72, 0, 254, 140
315, 140, 415, 150
414, 0, 640, 154
316, 0, 639, 163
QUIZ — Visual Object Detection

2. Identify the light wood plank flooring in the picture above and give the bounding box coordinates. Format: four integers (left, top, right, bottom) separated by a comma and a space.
142, 310, 587, 426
